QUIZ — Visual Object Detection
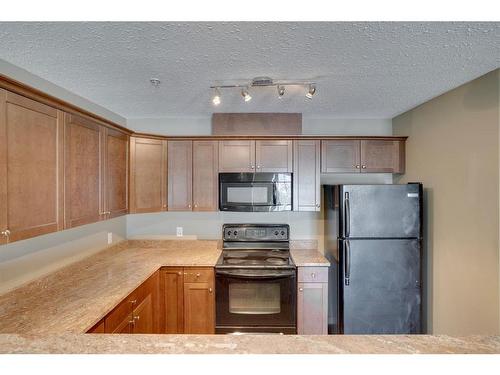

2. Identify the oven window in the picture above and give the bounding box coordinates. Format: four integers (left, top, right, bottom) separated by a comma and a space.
227, 186, 269, 204
228, 283, 281, 314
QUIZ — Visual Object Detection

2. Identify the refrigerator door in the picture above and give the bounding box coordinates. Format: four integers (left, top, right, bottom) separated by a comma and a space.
339, 239, 421, 334
340, 184, 422, 239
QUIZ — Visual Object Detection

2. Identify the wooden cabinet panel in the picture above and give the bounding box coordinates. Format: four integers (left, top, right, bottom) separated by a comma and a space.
160, 268, 184, 333
360, 140, 405, 173
64, 114, 104, 228
293, 140, 320, 211
104, 128, 129, 218
104, 293, 136, 333
168, 140, 193, 211
321, 140, 360, 173
218, 140, 255, 172
132, 293, 154, 334
297, 282, 328, 335
255, 140, 293, 172
87, 319, 105, 333
183, 280, 215, 334
0, 90, 64, 243
130, 137, 167, 213
193, 141, 218, 211
112, 314, 132, 334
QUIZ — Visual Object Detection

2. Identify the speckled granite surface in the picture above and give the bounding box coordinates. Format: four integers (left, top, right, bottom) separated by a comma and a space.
0, 334, 498, 354
0, 240, 221, 335
290, 249, 330, 267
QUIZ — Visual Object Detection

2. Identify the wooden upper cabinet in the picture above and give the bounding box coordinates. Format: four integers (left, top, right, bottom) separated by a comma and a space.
161, 268, 184, 333
0, 90, 64, 244
64, 114, 104, 228
255, 140, 293, 172
293, 140, 321, 211
193, 141, 218, 211
321, 140, 361, 173
104, 128, 129, 218
130, 137, 167, 213
218, 140, 255, 172
168, 140, 193, 211
360, 140, 405, 173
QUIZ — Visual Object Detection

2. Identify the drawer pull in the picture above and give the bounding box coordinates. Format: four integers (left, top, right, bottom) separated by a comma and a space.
299, 287, 303, 292
209, 288, 213, 293
311, 272, 316, 278
129, 299, 137, 305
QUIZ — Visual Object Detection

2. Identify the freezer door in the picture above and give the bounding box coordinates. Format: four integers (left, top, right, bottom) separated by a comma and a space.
339, 239, 421, 334
341, 184, 422, 238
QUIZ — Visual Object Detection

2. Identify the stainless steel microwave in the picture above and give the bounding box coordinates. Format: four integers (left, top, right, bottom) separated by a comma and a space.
219, 173, 292, 212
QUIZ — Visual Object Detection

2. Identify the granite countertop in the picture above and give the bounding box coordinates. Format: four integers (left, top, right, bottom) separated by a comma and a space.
290, 249, 330, 267
0, 240, 221, 335
0, 333, 498, 354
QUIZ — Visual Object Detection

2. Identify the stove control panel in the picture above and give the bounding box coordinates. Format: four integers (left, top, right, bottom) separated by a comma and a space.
223, 224, 289, 241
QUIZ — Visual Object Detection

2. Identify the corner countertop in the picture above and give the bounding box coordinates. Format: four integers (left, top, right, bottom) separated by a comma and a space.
290, 249, 330, 267
0, 240, 221, 335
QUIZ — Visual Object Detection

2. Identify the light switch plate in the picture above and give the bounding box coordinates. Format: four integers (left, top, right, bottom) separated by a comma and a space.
107, 232, 113, 244
176, 227, 183, 237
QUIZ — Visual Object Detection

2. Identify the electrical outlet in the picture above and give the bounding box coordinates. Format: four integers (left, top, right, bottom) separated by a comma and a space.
107, 232, 113, 244
176, 227, 183, 237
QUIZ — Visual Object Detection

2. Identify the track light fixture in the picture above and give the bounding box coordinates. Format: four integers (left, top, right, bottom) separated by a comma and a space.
212, 87, 221, 106
277, 85, 285, 98
306, 84, 316, 99
209, 76, 316, 104
241, 87, 252, 102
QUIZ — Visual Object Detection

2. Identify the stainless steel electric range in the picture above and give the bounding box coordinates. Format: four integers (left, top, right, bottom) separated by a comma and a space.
215, 224, 297, 334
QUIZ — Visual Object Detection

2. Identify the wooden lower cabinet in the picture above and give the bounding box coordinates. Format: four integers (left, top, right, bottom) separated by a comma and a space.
161, 267, 215, 334
101, 271, 159, 334
297, 267, 328, 335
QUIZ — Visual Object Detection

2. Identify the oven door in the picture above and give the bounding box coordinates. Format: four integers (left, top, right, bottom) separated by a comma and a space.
216, 268, 296, 333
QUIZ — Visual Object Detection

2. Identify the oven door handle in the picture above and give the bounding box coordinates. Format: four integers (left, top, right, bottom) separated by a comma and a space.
216, 269, 296, 279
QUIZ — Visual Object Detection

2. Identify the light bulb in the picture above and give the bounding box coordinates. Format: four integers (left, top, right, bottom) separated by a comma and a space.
241, 88, 252, 102
212, 88, 221, 106
277, 85, 285, 98
306, 84, 316, 99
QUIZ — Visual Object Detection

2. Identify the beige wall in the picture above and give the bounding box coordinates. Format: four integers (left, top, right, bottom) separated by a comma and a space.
393, 69, 500, 335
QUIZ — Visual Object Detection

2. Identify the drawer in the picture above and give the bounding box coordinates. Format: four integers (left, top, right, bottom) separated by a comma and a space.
183, 267, 214, 283
298, 267, 328, 283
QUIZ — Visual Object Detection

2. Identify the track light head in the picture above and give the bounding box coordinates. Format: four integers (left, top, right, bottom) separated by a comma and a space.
277, 85, 285, 98
306, 84, 316, 99
241, 88, 252, 102
212, 88, 221, 106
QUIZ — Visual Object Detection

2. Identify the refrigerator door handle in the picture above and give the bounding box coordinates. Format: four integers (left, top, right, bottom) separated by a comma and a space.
344, 240, 351, 286
344, 192, 350, 237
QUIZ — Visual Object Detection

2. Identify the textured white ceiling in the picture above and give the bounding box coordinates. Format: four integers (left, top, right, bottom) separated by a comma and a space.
0, 22, 498, 119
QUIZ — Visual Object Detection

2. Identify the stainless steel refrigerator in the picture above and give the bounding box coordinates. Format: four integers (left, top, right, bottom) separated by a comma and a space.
324, 184, 423, 334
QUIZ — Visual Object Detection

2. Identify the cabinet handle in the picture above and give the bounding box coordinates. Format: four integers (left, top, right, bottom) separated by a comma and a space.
129, 299, 137, 305
356, 165, 360, 169
188, 204, 192, 208
196, 273, 201, 278
311, 272, 316, 279
1, 229, 10, 237
194, 204, 198, 208
257, 165, 261, 169
299, 288, 303, 292
178, 271, 182, 276
209, 288, 213, 293
163, 204, 167, 208
107, 211, 111, 215
129, 319, 136, 327
250, 165, 255, 169
134, 315, 140, 321
362, 165, 366, 169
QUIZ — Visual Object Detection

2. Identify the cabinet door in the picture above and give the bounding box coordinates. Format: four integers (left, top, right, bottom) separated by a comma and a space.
112, 314, 132, 334
168, 140, 193, 211
87, 319, 105, 333
218, 140, 255, 172
130, 137, 167, 213
293, 140, 320, 211
255, 140, 293, 172
104, 128, 129, 218
161, 267, 184, 333
297, 282, 328, 334
193, 141, 218, 211
64, 114, 104, 228
360, 140, 405, 173
0, 90, 64, 244
321, 140, 360, 173
184, 281, 215, 334
131, 293, 154, 334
